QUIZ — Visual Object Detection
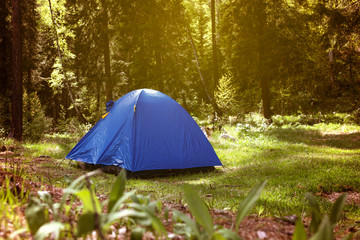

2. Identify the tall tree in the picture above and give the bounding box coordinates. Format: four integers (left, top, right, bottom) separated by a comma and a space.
211, 0, 219, 89
101, 0, 112, 101
10, 0, 23, 141
47, 0, 87, 123
257, 0, 272, 120
0, 0, 10, 95
0, 0, 11, 133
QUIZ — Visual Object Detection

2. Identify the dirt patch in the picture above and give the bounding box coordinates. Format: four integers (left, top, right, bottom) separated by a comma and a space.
317, 191, 360, 205
163, 202, 298, 239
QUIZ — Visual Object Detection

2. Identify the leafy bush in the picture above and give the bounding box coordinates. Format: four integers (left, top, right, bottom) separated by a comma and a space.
23, 91, 52, 142
13, 167, 358, 239
173, 181, 267, 240
56, 117, 92, 139
292, 193, 350, 240
272, 113, 360, 127
235, 113, 274, 136
1, 175, 29, 238
0, 95, 11, 136
21, 170, 166, 239
215, 74, 239, 115
20, 170, 268, 239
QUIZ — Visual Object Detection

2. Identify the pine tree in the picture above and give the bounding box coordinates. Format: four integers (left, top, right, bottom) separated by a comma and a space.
215, 74, 239, 114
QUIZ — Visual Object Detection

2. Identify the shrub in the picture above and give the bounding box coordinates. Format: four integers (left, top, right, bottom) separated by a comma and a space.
293, 193, 350, 240
20, 170, 267, 239
235, 113, 274, 136
23, 91, 52, 142
56, 117, 92, 139
272, 113, 360, 127
215, 74, 239, 115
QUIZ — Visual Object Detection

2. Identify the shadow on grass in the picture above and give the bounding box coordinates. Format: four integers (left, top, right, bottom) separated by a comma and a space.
267, 127, 360, 150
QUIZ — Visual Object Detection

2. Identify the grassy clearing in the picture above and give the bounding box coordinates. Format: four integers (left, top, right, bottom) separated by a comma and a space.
117, 123, 360, 220
12, 120, 360, 221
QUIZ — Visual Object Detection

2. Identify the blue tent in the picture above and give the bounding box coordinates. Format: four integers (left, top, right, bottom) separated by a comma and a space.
66, 89, 222, 172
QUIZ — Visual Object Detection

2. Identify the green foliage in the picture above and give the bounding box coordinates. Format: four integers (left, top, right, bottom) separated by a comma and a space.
183, 184, 215, 236
292, 220, 307, 240
23, 170, 167, 239
215, 74, 239, 115
0, 176, 29, 236
272, 113, 360, 127
3, 0, 360, 135
292, 193, 349, 240
235, 113, 273, 136
56, 117, 92, 139
25, 198, 47, 235
235, 181, 267, 229
0, 95, 11, 136
173, 181, 266, 239
23, 91, 52, 142
306, 192, 347, 235
108, 169, 126, 213
22, 167, 269, 239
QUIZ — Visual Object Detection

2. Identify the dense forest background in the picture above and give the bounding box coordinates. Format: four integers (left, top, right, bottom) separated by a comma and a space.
1, 0, 359, 141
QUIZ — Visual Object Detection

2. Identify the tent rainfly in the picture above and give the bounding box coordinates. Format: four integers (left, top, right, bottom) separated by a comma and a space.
66, 89, 222, 173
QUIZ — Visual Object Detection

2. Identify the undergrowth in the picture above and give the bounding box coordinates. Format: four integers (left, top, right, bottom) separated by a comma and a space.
1, 113, 360, 238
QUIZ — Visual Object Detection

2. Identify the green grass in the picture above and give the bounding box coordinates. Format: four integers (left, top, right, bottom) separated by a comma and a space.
125, 123, 360, 219
22, 133, 76, 159
16, 121, 360, 221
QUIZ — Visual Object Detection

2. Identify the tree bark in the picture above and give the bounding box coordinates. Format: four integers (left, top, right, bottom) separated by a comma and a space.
257, 0, 272, 120
101, 0, 112, 101
10, 0, 23, 141
328, 49, 337, 90
155, 48, 164, 92
185, 24, 222, 116
211, 0, 219, 89
0, 0, 9, 96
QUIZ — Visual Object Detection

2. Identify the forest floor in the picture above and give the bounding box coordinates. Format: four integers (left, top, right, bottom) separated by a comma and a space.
1, 121, 360, 239
1, 154, 359, 239
0, 155, 300, 240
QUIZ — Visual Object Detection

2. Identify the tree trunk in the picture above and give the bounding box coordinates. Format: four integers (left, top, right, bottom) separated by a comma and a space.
328, 49, 336, 90
155, 49, 164, 92
96, 80, 101, 112
211, 0, 219, 89
48, 0, 87, 123
0, 0, 9, 96
257, 0, 272, 120
10, 0, 23, 141
185, 24, 222, 116
102, 0, 112, 101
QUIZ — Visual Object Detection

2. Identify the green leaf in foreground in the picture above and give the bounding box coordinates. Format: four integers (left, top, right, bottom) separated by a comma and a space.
183, 184, 214, 236
74, 187, 101, 213
130, 203, 167, 235
215, 228, 242, 240
309, 217, 333, 240
329, 193, 347, 225
292, 220, 307, 240
235, 180, 267, 229
33, 222, 64, 240
59, 169, 101, 210
77, 212, 95, 237
172, 210, 200, 238
25, 198, 46, 235
108, 169, 126, 212
306, 193, 323, 234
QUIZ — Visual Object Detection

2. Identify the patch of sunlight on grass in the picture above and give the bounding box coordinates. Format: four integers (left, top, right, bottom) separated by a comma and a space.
312, 123, 360, 133
18, 123, 360, 220
23, 141, 72, 159
119, 122, 360, 218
